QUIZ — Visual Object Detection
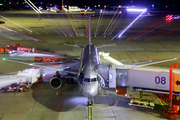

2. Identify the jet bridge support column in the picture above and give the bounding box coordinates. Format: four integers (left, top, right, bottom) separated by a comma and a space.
114, 67, 129, 96
169, 66, 173, 108
163, 63, 180, 119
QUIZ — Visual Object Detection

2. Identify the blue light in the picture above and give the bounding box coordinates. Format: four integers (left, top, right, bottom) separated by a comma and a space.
3, 58, 6, 61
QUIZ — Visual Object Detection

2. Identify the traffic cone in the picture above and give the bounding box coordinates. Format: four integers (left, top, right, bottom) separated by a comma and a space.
56, 91, 58, 96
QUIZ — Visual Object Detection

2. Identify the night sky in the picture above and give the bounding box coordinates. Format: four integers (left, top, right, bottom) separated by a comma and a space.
35, 0, 180, 6
44, 0, 180, 9
0, 0, 180, 10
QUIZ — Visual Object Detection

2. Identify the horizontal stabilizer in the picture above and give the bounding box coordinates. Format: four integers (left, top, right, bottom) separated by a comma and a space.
64, 44, 84, 48
97, 44, 116, 48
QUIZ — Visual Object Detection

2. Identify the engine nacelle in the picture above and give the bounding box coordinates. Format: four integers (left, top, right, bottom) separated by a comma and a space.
49, 77, 62, 89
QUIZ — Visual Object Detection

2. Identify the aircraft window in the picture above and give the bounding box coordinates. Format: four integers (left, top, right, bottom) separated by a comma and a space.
91, 78, 96, 82
84, 78, 90, 82
97, 75, 101, 81
83, 78, 96, 82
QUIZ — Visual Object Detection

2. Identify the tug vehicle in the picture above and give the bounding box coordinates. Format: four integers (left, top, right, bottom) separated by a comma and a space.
0, 45, 15, 54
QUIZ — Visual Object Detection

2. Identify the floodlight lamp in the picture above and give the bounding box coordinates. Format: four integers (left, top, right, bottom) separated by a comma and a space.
127, 8, 147, 12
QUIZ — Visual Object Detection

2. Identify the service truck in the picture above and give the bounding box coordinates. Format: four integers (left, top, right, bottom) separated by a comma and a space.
0, 76, 26, 90
12, 43, 36, 53
8, 68, 43, 92
0, 45, 15, 54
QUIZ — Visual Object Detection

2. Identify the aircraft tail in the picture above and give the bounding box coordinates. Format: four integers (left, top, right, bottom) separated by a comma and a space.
89, 17, 91, 45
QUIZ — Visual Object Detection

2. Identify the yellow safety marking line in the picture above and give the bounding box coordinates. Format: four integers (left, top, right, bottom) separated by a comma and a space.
88, 105, 92, 120
109, 116, 116, 118
158, 100, 164, 106
125, 51, 135, 63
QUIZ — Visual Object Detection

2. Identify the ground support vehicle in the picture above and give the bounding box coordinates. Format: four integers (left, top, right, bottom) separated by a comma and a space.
8, 68, 43, 92
12, 43, 36, 53
0, 45, 15, 54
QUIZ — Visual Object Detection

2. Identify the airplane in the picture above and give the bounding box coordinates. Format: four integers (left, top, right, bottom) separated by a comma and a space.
4, 17, 103, 105
62, 6, 87, 13
2, 17, 177, 106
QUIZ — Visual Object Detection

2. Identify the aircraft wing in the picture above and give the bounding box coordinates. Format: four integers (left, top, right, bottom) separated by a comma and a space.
99, 52, 177, 66
4, 58, 80, 75
133, 57, 177, 67
10, 51, 59, 57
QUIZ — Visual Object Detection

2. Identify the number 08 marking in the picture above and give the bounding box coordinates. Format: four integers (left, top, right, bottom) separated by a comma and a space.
155, 76, 166, 85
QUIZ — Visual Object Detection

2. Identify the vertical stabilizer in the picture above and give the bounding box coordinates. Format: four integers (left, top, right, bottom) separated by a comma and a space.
89, 17, 91, 45
89, 17, 92, 79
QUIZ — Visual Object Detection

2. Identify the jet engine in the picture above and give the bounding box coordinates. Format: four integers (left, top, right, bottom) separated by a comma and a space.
49, 77, 62, 89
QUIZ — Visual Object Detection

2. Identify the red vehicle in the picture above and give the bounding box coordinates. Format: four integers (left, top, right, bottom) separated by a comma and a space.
0, 45, 15, 54
34, 56, 75, 64
12, 43, 35, 52
34, 56, 59, 63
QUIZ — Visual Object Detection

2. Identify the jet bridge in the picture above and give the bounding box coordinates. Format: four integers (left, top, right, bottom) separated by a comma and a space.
108, 63, 180, 119
108, 65, 180, 94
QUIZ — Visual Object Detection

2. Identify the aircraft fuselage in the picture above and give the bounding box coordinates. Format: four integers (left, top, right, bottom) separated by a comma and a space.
77, 43, 101, 99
